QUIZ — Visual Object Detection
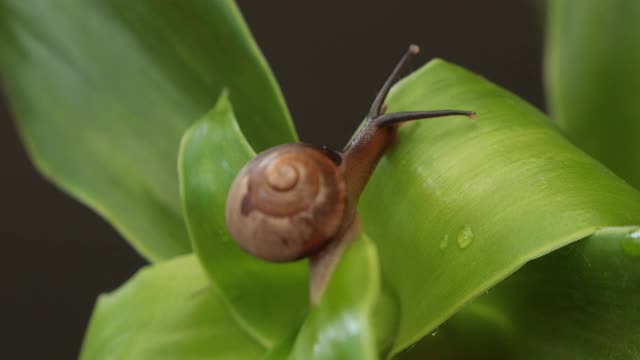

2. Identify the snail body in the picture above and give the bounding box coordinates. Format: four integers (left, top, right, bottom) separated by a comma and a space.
224, 45, 474, 301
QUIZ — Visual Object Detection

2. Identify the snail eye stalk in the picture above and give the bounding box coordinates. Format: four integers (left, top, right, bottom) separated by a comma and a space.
375, 110, 476, 128
368, 44, 420, 119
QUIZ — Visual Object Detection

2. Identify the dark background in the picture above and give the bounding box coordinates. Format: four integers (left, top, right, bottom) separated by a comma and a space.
0, 1, 543, 359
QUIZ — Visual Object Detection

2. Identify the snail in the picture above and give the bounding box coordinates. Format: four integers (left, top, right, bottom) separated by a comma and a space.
225, 45, 474, 303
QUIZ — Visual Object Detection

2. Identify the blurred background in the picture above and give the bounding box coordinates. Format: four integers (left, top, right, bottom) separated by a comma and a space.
0, 1, 543, 358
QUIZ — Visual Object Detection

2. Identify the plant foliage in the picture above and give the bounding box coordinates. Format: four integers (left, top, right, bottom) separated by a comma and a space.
2, 0, 639, 358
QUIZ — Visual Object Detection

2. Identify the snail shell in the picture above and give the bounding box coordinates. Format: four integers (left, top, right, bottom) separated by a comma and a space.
225, 143, 347, 262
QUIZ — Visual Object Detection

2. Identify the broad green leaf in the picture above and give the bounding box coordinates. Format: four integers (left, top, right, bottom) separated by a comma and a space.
358, 59, 640, 353
290, 234, 383, 360
179, 93, 308, 347
80, 254, 266, 360
399, 226, 640, 359
0, 0, 296, 261
546, 0, 640, 189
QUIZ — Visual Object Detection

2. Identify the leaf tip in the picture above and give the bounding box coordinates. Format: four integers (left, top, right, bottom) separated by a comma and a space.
213, 88, 232, 113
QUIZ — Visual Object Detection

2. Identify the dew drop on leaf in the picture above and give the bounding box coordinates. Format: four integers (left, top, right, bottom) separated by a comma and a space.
457, 225, 474, 249
439, 234, 449, 250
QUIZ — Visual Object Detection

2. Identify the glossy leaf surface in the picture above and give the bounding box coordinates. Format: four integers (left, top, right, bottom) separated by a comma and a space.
399, 226, 640, 359
80, 254, 266, 360
0, 0, 296, 261
546, 0, 640, 189
80, 232, 386, 360
290, 234, 381, 360
179, 93, 308, 346
358, 60, 640, 353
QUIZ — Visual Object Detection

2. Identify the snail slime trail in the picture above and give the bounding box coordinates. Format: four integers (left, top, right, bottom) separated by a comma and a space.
225, 44, 475, 304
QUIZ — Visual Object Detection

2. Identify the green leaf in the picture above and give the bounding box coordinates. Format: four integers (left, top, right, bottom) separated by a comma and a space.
398, 226, 640, 359
290, 233, 383, 360
0, 0, 296, 261
545, 0, 640, 189
179, 93, 308, 347
358, 59, 640, 354
80, 254, 267, 360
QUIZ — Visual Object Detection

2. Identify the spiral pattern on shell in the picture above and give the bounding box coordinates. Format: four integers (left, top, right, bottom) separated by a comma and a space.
225, 143, 347, 261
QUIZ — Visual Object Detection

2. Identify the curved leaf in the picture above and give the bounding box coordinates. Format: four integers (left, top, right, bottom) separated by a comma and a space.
80, 254, 266, 360
546, 0, 640, 189
0, 0, 296, 261
399, 226, 640, 359
179, 93, 308, 347
358, 59, 640, 353
290, 233, 382, 360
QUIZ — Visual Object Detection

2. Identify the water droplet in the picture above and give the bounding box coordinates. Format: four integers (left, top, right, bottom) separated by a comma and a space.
621, 229, 640, 258
430, 327, 439, 336
457, 225, 474, 249
439, 234, 449, 250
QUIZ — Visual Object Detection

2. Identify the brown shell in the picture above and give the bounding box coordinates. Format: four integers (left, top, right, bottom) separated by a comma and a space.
225, 143, 347, 261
